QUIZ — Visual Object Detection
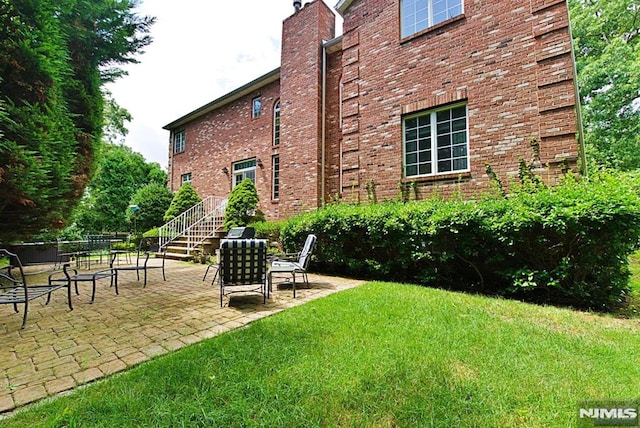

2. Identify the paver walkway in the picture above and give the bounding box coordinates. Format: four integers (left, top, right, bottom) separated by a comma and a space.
0, 260, 364, 414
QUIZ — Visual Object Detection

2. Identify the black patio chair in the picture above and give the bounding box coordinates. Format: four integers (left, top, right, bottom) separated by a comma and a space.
218, 238, 267, 307
114, 237, 166, 286
0, 249, 73, 329
203, 226, 256, 284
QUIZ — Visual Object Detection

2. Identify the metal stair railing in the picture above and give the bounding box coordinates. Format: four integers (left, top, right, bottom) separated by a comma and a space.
159, 196, 227, 253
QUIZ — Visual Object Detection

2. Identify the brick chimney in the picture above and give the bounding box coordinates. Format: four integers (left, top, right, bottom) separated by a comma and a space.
279, 0, 336, 214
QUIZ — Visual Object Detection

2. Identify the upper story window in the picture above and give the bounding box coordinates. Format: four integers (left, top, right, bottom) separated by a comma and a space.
273, 101, 281, 145
403, 103, 468, 177
181, 172, 192, 185
252, 96, 262, 118
400, 0, 463, 38
233, 158, 256, 187
272, 155, 280, 200
173, 130, 185, 154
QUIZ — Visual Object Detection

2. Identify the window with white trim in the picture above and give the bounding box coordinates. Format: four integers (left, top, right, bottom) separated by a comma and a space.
272, 155, 280, 200
403, 104, 468, 177
173, 130, 185, 154
401, 0, 463, 38
273, 101, 280, 145
181, 173, 192, 185
252, 96, 261, 118
233, 159, 256, 187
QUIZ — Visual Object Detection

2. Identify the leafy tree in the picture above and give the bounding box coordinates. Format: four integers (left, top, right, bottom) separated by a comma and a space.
74, 143, 166, 233
223, 179, 260, 230
164, 183, 202, 222
570, 0, 640, 171
0, 0, 154, 243
102, 90, 133, 145
128, 183, 174, 233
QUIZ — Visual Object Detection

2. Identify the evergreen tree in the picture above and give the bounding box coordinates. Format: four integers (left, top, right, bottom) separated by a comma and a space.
0, 0, 154, 243
164, 183, 202, 222
223, 179, 260, 230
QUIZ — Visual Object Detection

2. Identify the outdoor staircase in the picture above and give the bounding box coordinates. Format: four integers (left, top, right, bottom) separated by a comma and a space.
158, 196, 227, 261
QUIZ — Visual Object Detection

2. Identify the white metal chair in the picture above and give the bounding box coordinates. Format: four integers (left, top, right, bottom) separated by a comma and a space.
269, 234, 317, 298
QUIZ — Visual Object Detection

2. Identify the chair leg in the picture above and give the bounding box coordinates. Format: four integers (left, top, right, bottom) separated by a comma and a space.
91, 279, 96, 303
292, 273, 297, 298
203, 264, 213, 281
21, 301, 28, 329
113, 271, 119, 295
210, 269, 219, 286
67, 281, 73, 310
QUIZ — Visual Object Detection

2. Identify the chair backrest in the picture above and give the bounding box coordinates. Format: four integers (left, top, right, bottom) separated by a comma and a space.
297, 234, 317, 269
0, 249, 27, 288
226, 227, 255, 239
219, 239, 266, 285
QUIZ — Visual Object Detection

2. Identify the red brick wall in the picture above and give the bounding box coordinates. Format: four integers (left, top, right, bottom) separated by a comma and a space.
168, 79, 281, 218
339, 0, 580, 202
279, 0, 336, 216
166, 0, 581, 221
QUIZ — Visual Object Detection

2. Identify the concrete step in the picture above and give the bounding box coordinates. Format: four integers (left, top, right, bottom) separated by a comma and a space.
162, 252, 193, 261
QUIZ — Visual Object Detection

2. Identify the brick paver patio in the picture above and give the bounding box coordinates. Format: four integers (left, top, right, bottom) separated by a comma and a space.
0, 260, 364, 414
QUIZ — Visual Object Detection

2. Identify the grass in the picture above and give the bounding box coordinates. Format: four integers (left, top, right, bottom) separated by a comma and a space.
3, 280, 640, 427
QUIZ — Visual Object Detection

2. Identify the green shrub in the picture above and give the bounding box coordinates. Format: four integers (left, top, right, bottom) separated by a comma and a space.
282, 172, 640, 311
223, 179, 261, 230
164, 183, 202, 222
129, 183, 174, 231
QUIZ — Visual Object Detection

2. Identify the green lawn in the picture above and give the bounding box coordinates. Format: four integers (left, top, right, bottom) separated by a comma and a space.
3, 280, 639, 427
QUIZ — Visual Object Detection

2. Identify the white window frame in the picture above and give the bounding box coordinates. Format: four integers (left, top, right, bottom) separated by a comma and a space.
233, 159, 257, 187
181, 172, 192, 185
401, 0, 464, 38
403, 103, 469, 178
173, 130, 185, 154
272, 155, 280, 200
252, 96, 262, 118
273, 101, 281, 145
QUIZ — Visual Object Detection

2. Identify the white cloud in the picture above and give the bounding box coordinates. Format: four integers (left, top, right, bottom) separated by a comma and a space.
106, 0, 341, 168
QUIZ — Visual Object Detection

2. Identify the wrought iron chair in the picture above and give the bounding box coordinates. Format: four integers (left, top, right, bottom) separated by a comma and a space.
114, 237, 166, 286
218, 239, 267, 307
0, 249, 73, 329
269, 234, 317, 298
49, 252, 118, 304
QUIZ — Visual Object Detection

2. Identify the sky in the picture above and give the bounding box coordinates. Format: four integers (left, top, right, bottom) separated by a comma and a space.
106, 0, 342, 169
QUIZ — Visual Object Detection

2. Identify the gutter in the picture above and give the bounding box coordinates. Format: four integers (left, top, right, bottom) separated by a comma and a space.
565, 0, 588, 177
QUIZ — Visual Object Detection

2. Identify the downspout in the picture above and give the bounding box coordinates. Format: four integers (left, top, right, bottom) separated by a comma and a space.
566, 0, 588, 177
321, 41, 327, 206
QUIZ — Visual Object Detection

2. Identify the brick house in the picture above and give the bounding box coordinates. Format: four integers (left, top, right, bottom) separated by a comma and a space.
163, 0, 583, 221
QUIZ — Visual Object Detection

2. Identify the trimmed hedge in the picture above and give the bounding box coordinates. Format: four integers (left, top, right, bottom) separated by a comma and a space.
282, 173, 640, 310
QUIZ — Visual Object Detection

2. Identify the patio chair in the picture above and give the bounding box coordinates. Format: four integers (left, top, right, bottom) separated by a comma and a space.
203, 226, 256, 284
218, 238, 267, 307
114, 237, 166, 286
0, 249, 73, 329
269, 234, 317, 298
49, 252, 118, 304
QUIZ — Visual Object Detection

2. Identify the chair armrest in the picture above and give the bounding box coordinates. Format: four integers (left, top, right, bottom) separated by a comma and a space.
273, 252, 300, 262
49, 266, 77, 281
